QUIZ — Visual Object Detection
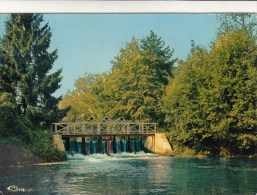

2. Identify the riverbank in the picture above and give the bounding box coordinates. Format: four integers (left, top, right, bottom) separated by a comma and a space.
0, 137, 67, 167
169, 145, 257, 159
0, 93, 67, 166
0, 144, 40, 167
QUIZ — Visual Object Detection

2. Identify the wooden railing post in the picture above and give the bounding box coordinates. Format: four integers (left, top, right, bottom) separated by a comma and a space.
67, 124, 70, 134
82, 124, 85, 133
53, 121, 157, 136
124, 124, 127, 134
97, 124, 100, 134
106, 124, 108, 134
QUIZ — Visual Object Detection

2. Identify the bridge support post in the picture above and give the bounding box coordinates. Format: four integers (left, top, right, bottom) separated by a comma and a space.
97, 137, 102, 154
106, 137, 110, 156
65, 137, 71, 152
81, 137, 87, 155
127, 137, 132, 153
65, 137, 73, 156
112, 137, 117, 154
90, 140, 94, 154
140, 136, 144, 151
74, 138, 79, 153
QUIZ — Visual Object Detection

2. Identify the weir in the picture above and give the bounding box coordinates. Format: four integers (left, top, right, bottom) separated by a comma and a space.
53, 120, 157, 156
64, 137, 146, 155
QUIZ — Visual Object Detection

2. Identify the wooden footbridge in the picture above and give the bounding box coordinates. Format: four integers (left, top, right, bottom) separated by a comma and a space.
53, 120, 157, 155
53, 121, 157, 137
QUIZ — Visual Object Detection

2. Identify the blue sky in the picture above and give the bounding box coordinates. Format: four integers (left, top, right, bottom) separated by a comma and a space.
0, 14, 219, 96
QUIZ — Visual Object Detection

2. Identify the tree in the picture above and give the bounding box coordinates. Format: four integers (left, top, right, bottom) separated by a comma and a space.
99, 32, 176, 123
140, 30, 177, 85
59, 73, 103, 121
207, 30, 257, 154
59, 31, 176, 124
164, 27, 257, 155
217, 14, 257, 37
163, 46, 214, 152
0, 14, 67, 129
0, 93, 21, 138
104, 39, 159, 120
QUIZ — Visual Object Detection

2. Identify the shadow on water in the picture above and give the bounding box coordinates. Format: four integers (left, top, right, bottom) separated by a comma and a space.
0, 154, 257, 194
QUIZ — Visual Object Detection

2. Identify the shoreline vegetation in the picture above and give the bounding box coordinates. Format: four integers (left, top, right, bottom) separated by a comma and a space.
0, 93, 66, 166
169, 146, 257, 159
1, 14, 257, 165
0, 90, 67, 167
0, 14, 68, 165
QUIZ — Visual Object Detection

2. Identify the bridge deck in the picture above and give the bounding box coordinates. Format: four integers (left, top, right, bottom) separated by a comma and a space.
53, 121, 157, 137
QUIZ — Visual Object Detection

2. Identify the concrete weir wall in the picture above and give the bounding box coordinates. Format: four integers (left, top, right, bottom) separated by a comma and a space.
52, 133, 173, 156
144, 133, 173, 155
52, 134, 65, 152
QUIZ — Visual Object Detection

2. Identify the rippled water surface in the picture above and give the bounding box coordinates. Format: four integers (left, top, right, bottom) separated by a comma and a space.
1, 153, 257, 194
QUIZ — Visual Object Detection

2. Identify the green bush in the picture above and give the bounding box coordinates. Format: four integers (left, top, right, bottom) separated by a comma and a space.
0, 93, 23, 138
27, 130, 67, 162
0, 93, 67, 163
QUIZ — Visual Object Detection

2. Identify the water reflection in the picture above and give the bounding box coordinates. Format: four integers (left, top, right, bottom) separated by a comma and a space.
0, 154, 256, 194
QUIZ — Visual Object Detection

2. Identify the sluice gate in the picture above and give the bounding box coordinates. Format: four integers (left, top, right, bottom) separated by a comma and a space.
53, 120, 157, 156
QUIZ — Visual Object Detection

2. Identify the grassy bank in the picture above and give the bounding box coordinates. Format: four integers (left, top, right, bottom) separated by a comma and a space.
0, 131, 67, 167
0, 95, 66, 167
169, 142, 257, 158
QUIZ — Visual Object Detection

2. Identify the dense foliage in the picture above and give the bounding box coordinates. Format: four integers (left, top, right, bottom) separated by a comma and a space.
2, 13, 255, 158
60, 31, 177, 123
0, 93, 66, 163
59, 73, 104, 121
163, 14, 257, 156
0, 14, 67, 162
61, 15, 257, 156
0, 14, 67, 129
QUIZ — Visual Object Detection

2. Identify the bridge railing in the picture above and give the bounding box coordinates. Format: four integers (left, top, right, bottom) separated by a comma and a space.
53, 121, 157, 135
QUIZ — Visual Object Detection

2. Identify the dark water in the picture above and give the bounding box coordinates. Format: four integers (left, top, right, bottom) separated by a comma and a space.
0, 153, 257, 194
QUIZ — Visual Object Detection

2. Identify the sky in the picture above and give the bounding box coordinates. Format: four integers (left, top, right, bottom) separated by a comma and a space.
0, 13, 220, 96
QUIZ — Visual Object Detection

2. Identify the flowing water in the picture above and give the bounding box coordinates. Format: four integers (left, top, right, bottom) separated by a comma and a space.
0, 152, 257, 195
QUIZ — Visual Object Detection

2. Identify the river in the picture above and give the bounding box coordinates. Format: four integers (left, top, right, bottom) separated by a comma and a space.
0, 153, 257, 194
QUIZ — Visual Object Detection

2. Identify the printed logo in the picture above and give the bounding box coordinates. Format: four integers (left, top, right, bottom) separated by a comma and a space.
7, 185, 25, 192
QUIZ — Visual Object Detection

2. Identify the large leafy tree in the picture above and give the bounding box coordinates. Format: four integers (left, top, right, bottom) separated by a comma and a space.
60, 32, 176, 123
100, 31, 176, 123
59, 73, 103, 121
0, 14, 67, 129
218, 14, 257, 36
207, 30, 257, 154
164, 14, 257, 155
163, 46, 214, 152
141, 30, 176, 85
102, 39, 158, 120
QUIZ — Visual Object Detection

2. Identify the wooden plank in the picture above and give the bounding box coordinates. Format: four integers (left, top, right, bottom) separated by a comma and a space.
53, 121, 157, 126
60, 133, 155, 137
53, 121, 157, 137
